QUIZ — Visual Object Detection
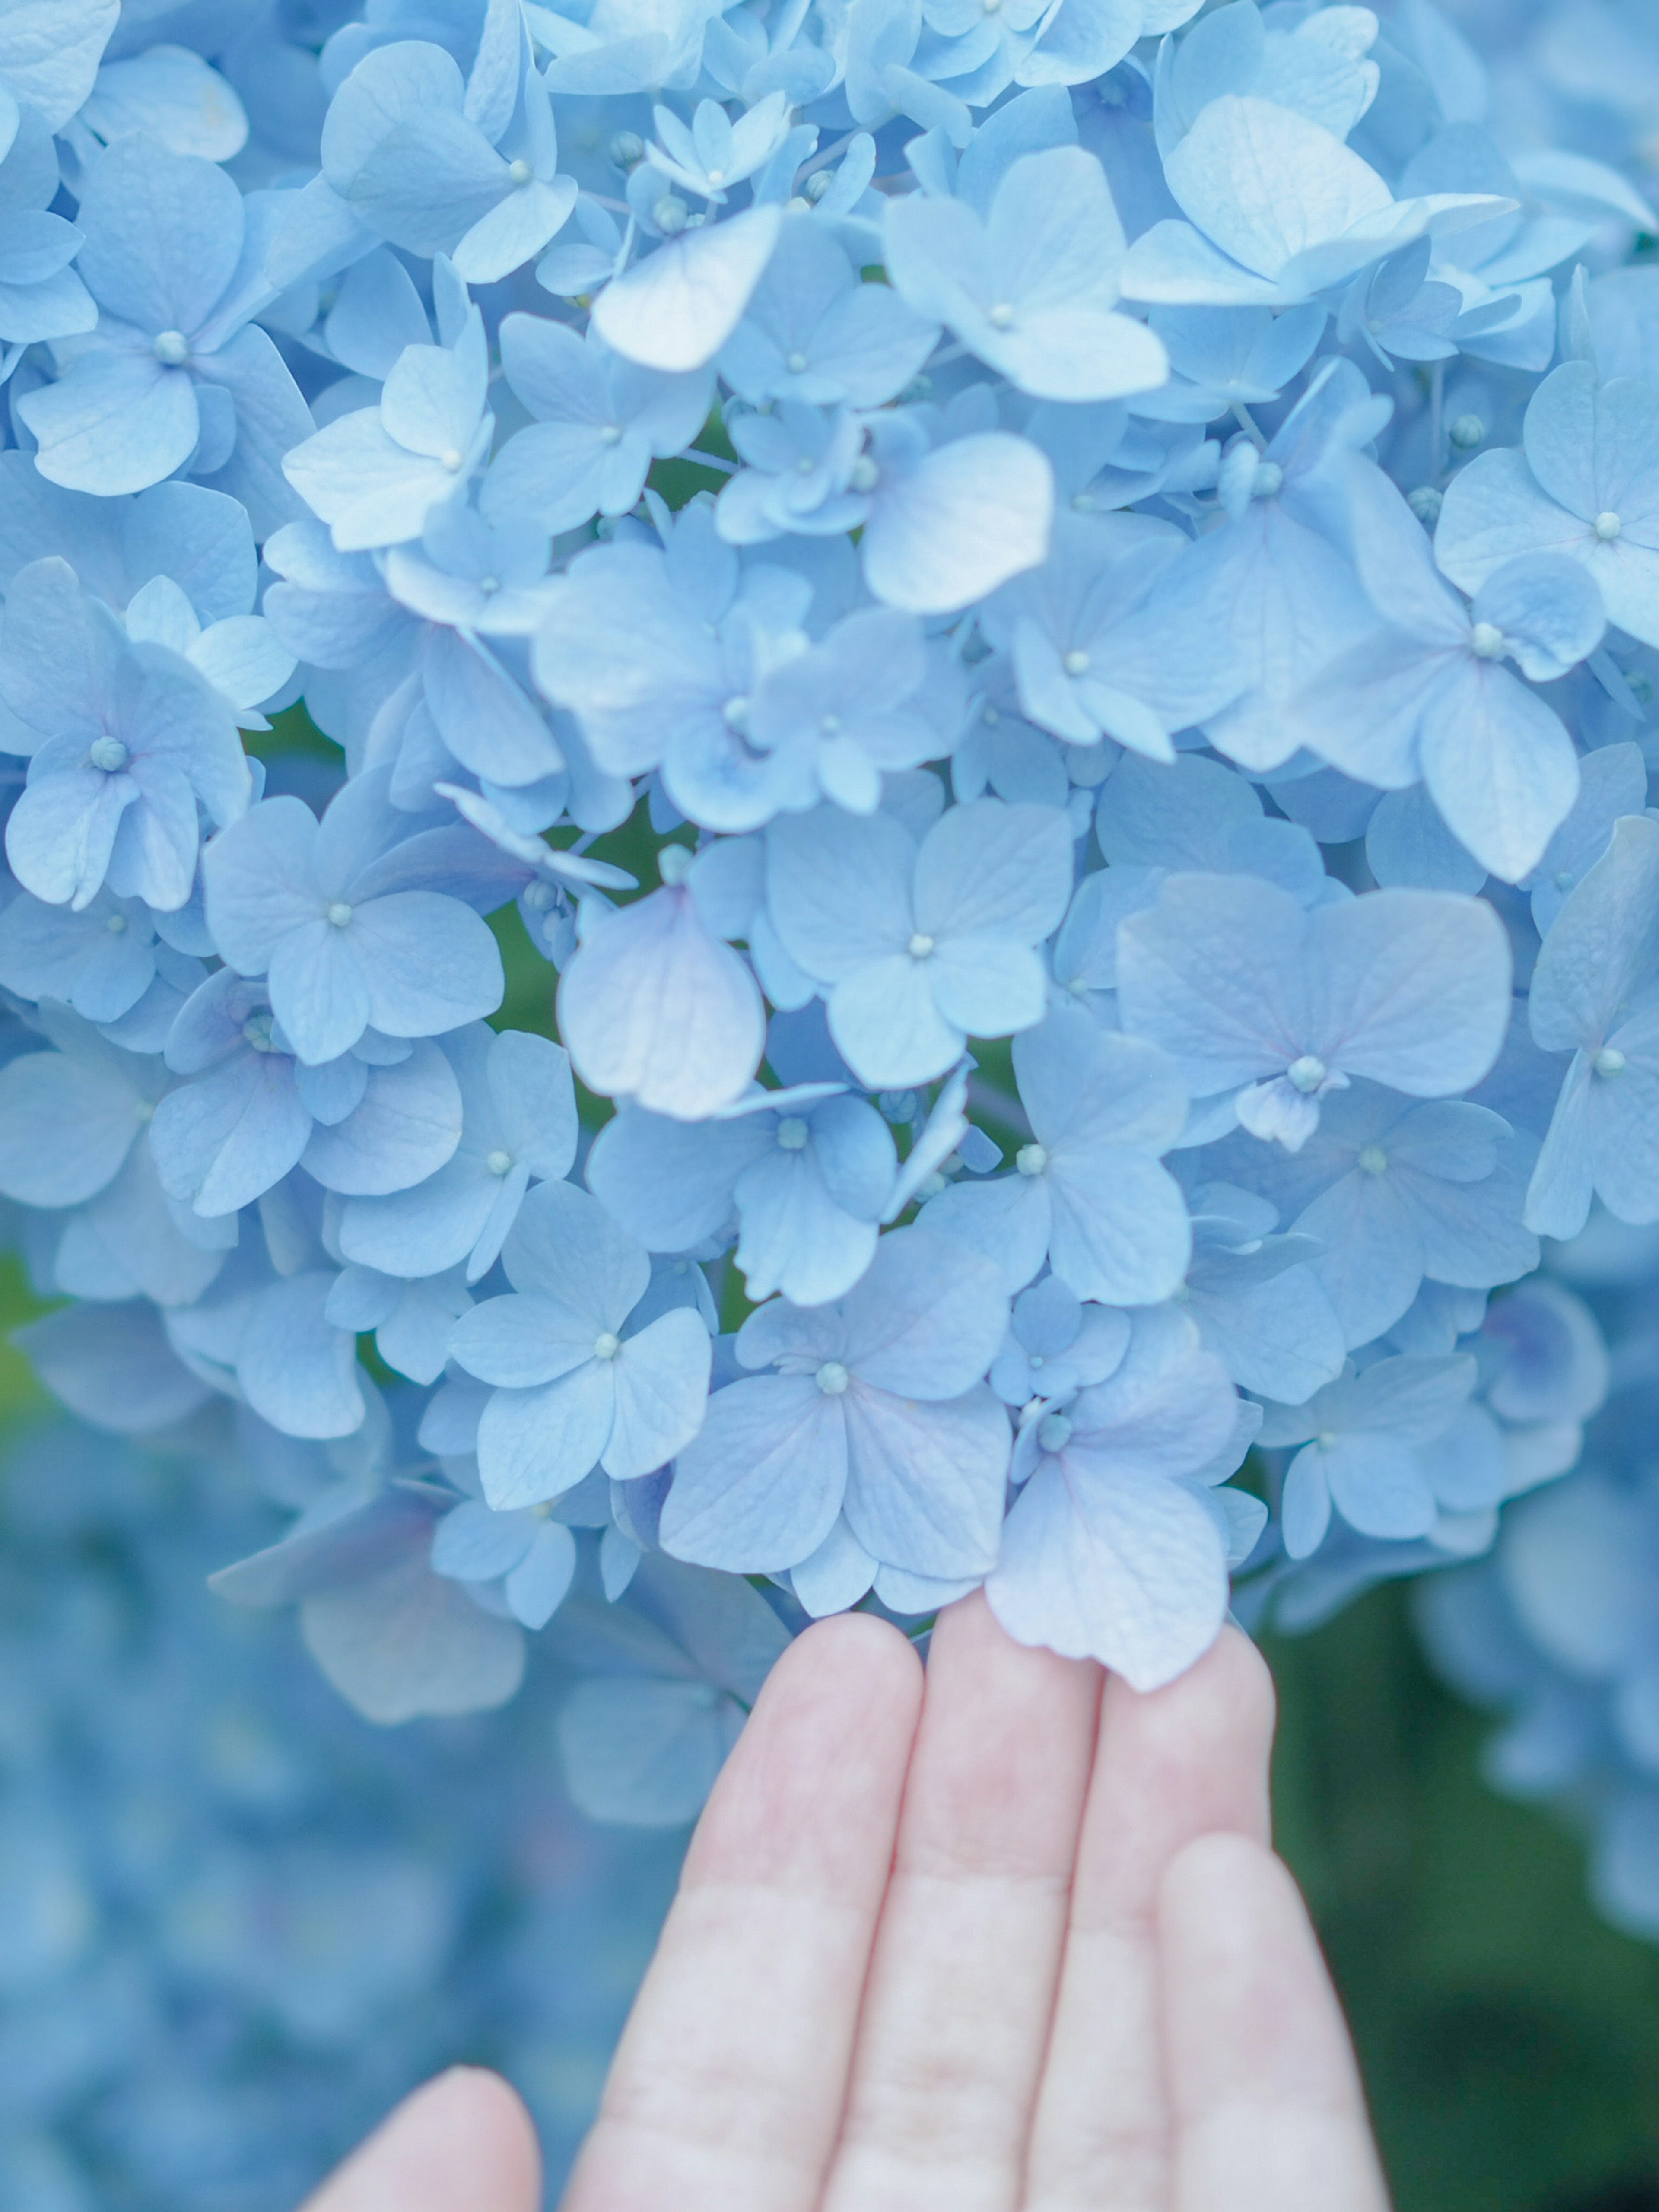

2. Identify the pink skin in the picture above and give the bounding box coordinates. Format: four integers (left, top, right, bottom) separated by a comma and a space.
304, 1598, 1391, 2212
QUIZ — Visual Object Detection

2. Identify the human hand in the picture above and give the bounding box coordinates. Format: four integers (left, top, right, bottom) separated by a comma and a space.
304, 1596, 1390, 2211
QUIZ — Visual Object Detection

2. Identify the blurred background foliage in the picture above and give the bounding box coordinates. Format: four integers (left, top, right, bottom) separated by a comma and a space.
1271, 1595, 1659, 2212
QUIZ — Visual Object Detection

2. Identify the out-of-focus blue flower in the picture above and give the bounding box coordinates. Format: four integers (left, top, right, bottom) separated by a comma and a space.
1259, 1351, 1491, 1556
1437, 362, 1659, 650
1526, 814, 1659, 1239
0, 109, 96, 349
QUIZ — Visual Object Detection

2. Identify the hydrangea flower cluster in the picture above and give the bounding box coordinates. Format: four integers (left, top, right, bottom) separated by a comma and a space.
9, 0, 1659, 1839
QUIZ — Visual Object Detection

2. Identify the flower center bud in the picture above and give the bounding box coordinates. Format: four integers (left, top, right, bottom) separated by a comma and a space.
1251, 461, 1284, 497
242, 1012, 275, 1052
1596, 511, 1623, 541
486, 1149, 514, 1176
1554, 869, 1575, 890
776, 1116, 809, 1150
1357, 1144, 1388, 1176
1287, 1054, 1327, 1094
907, 932, 935, 959
816, 1360, 850, 1395
654, 194, 689, 235
1470, 621, 1506, 659
509, 157, 533, 185
89, 736, 128, 773
441, 447, 465, 471
723, 694, 750, 731
1449, 414, 1486, 450
659, 843, 693, 887
609, 131, 645, 170
1317, 1429, 1338, 1450
1596, 1046, 1628, 1077
1407, 486, 1443, 525
326, 902, 353, 927
478, 575, 499, 593
1016, 1142, 1049, 1176
599, 423, 623, 445
106, 912, 127, 934
820, 712, 841, 734
153, 329, 189, 365
1063, 649, 1090, 676
786, 351, 808, 373
1038, 1412, 1072, 1452
849, 454, 879, 493
592, 1331, 621, 1360
524, 880, 556, 911
987, 302, 1015, 328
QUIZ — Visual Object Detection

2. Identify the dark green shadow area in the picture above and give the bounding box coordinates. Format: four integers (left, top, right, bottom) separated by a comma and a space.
1269, 1585, 1659, 2212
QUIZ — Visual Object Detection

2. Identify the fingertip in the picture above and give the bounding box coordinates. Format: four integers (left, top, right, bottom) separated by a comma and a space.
303, 2066, 542, 2212
1202, 1623, 1278, 1756
757, 1608, 926, 1747
683, 1608, 922, 1893
790, 1605, 926, 1698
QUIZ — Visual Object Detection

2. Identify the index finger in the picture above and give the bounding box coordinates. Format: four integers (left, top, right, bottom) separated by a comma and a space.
560, 1610, 924, 2212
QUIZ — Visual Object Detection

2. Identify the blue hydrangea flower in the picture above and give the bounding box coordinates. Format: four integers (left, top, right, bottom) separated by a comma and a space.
321, 33, 578, 286
283, 310, 493, 553
1259, 1352, 1483, 1557
202, 774, 505, 1065
921, 1003, 1191, 1302
17, 137, 311, 531
766, 798, 1074, 1087
1117, 873, 1514, 1150
448, 1179, 714, 1509
1526, 813, 1659, 1239
660, 1226, 1009, 1580
1437, 362, 1659, 651
985, 1305, 1244, 1689
587, 1082, 896, 1306
336, 1024, 577, 1282
0, 556, 251, 912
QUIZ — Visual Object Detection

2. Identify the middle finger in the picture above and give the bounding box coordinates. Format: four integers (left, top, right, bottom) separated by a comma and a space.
817, 1593, 1102, 2212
